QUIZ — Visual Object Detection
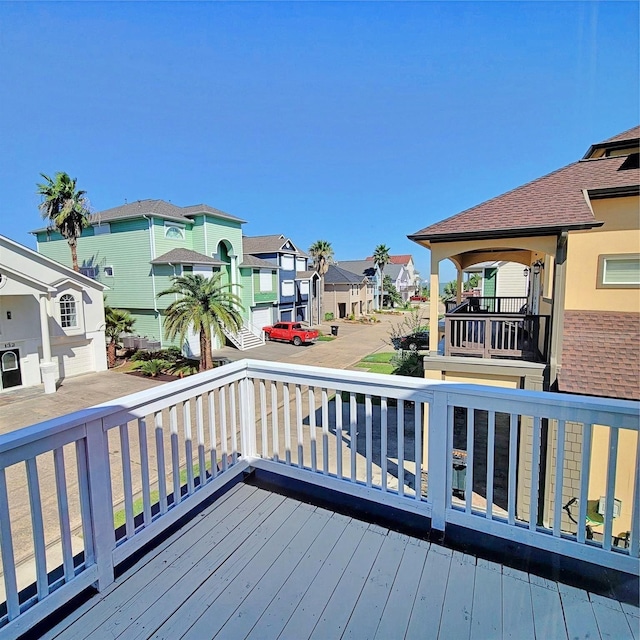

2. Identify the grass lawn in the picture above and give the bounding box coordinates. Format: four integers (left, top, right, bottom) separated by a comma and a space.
354, 351, 395, 374
317, 335, 336, 341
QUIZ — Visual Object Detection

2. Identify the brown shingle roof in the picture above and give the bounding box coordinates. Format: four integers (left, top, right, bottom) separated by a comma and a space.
558, 311, 640, 401
239, 254, 279, 268
365, 254, 413, 265
409, 154, 639, 243
600, 125, 640, 144
150, 249, 225, 265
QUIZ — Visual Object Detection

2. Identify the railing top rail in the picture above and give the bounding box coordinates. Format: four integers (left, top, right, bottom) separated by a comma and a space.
444, 313, 549, 320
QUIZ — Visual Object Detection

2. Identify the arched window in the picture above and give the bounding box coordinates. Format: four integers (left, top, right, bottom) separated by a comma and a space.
1, 351, 18, 372
59, 294, 77, 328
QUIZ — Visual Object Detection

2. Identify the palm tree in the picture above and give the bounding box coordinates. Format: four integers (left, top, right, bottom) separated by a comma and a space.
309, 240, 334, 323
37, 172, 91, 272
372, 244, 390, 308
158, 273, 243, 371
105, 306, 136, 368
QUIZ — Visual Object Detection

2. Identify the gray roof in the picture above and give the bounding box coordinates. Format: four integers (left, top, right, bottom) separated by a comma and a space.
150, 248, 225, 265
324, 264, 365, 285
337, 260, 378, 278
295, 270, 317, 280
92, 199, 245, 224
383, 263, 403, 279
240, 255, 280, 269
243, 234, 307, 256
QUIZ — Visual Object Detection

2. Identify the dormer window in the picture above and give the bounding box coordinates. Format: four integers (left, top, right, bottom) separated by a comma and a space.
164, 222, 185, 240
59, 294, 77, 328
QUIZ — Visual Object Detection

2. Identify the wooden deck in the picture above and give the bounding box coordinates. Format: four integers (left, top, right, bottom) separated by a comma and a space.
44, 483, 639, 640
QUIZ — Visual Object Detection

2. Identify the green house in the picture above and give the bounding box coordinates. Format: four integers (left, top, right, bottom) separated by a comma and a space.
34, 199, 277, 352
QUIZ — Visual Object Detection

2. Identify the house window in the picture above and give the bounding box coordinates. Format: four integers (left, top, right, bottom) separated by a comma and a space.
182, 265, 193, 274
299, 280, 309, 295
79, 266, 98, 279
59, 294, 77, 328
93, 223, 111, 235
281, 255, 295, 271
282, 280, 295, 296
164, 223, 185, 240
597, 254, 640, 288
103, 266, 114, 277
296, 257, 306, 272
259, 271, 273, 292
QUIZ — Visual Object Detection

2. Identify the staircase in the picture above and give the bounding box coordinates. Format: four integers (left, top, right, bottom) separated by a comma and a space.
223, 323, 265, 351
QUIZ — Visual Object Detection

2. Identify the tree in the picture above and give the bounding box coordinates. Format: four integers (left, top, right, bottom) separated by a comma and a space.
443, 280, 458, 299
105, 306, 136, 368
372, 244, 390, 308
309, 240, 334, 323
37, 172, 91, 272
383, 275, 402, 307
158, 273, 243, 372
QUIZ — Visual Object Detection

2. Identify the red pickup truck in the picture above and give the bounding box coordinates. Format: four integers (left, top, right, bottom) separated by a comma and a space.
263, 322, 319, 346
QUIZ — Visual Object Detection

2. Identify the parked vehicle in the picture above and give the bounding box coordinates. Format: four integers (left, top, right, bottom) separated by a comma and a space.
263, 322, 319, 346
410, 295, 428, 302
393, 330, 430, 351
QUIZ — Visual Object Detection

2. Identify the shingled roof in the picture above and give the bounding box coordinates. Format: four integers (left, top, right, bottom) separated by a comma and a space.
90, 199, 245, 224
150, 249, 225, 265
239, 255, 279, 269
324, 264, 365, 285
242, 235, 307, 256
558, 311, 639, 401
409, 129, 640, 245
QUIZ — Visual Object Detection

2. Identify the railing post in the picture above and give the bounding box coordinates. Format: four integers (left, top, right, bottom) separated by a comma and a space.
85, 418, 115, 591
428, 388, 449, 534
239, 374, 256, 458
484, 318, 491, 358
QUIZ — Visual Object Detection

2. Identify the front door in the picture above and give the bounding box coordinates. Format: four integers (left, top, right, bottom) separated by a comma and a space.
1, 349, 22, 389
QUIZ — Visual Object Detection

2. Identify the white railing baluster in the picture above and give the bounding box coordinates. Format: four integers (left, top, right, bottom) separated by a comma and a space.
154, 411, 167, 514
283, 383, 292, 465
465, 408, 474, 514
365, 394, 372, 487
53, 447, 74, 582
350, 392, 357, 483
220, 386, 228, 472
309, 387, 317, 473
446, 404, 454, 510
553, 420, 566, 537
296, 385, 304, 467
230, 384, 238, 465
414, 401, 422, 501
381, 397, 388, 491
529, 416, 542, 531
260, 380, 268, 459
486, 411, 496, 520
336, 390, 343, 480
118, 424, 135, 538
196, 394, 206, 484
26, 457, 48, 599
271, 382, 279, 463
0, 468, 19, 620
75, 439, 94, 567
603, 427, 619, 551
208, 391, 217, 480
577, 423, 593, 544
137, 418, 152, 525
322, 388, 329, 475
398, 400, 405, 498
507, 413, 518, 525
183, 400, 194, 492
169, 405, 181, 506
428, 388, 448, 532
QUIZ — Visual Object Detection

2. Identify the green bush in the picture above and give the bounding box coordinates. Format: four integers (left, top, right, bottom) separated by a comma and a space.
133, 359, 170, 377
391, 351, 423, 377
131, 347, 182, 363
324, 312, 334, 321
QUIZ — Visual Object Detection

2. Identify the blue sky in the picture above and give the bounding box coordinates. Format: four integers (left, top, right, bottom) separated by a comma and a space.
0, 1, 637, 283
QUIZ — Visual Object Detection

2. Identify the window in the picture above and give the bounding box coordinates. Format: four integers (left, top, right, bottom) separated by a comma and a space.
59, 294, 77, 328
103, 266, 114, 277
597, 254, 640, 288
296, 257, 306, 272
79, 266, 98, 279
299, 280, 309, 295
93, 223, 110, 235
182, 265, 193, 273
164, 223, 185, 240
282, 280, 295, 296
1, 352, 18, 372
281, 254, 295, 271
259, 271, 273, 292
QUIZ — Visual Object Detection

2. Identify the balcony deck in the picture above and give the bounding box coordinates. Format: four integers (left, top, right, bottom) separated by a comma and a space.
43, 482, 638, 640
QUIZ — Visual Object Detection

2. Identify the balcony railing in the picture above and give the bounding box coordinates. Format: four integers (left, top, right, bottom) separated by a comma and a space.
445, 296, 528, 314
0, 361, 637, 638
444, 313, 550, 360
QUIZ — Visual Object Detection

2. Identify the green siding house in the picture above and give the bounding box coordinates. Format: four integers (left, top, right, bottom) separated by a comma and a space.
34, 199, 277, 352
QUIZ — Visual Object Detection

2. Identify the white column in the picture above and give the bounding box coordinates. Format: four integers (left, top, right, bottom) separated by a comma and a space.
39, 294, 57, 393
429, 256, 440, 355
456, 268, 463, 305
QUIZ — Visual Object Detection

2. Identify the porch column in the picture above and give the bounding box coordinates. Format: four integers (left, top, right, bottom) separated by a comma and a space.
456, 268, 463, 305
429, 255, 439, 354
39, 294, 57, 394
549, 233, 568, 386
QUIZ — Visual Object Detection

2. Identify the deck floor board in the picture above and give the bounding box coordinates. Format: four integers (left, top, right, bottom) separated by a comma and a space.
47, 483, 636, 640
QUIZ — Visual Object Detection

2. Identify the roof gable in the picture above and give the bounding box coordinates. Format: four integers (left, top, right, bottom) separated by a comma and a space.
242, 234, 305, 255
324, 264, 365, 284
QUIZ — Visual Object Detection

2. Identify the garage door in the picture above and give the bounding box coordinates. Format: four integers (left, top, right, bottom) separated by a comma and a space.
252, 306, 273, 329
52, 341, 95, 379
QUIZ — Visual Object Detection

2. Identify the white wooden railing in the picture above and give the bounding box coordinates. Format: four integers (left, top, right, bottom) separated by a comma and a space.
0, 360, 637, 638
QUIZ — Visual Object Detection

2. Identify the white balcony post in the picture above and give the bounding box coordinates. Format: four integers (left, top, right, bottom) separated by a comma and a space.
428, 388, 449, 533
85, 418, 115, 591
239, 373, 256, 458
38, 294, 57, 393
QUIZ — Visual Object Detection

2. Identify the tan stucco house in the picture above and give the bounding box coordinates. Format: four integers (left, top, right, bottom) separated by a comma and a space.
409, 125, 639, 537
323, 264, 375, 319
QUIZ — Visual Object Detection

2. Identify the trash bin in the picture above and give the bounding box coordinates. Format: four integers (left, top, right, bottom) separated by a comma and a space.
330, 325, 339, 336
452, 449, 467, 498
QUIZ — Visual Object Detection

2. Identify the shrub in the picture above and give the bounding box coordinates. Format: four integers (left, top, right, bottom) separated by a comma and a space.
133, 359, 169, 377
391, 351, 423, 377
324, 312, 334, 321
